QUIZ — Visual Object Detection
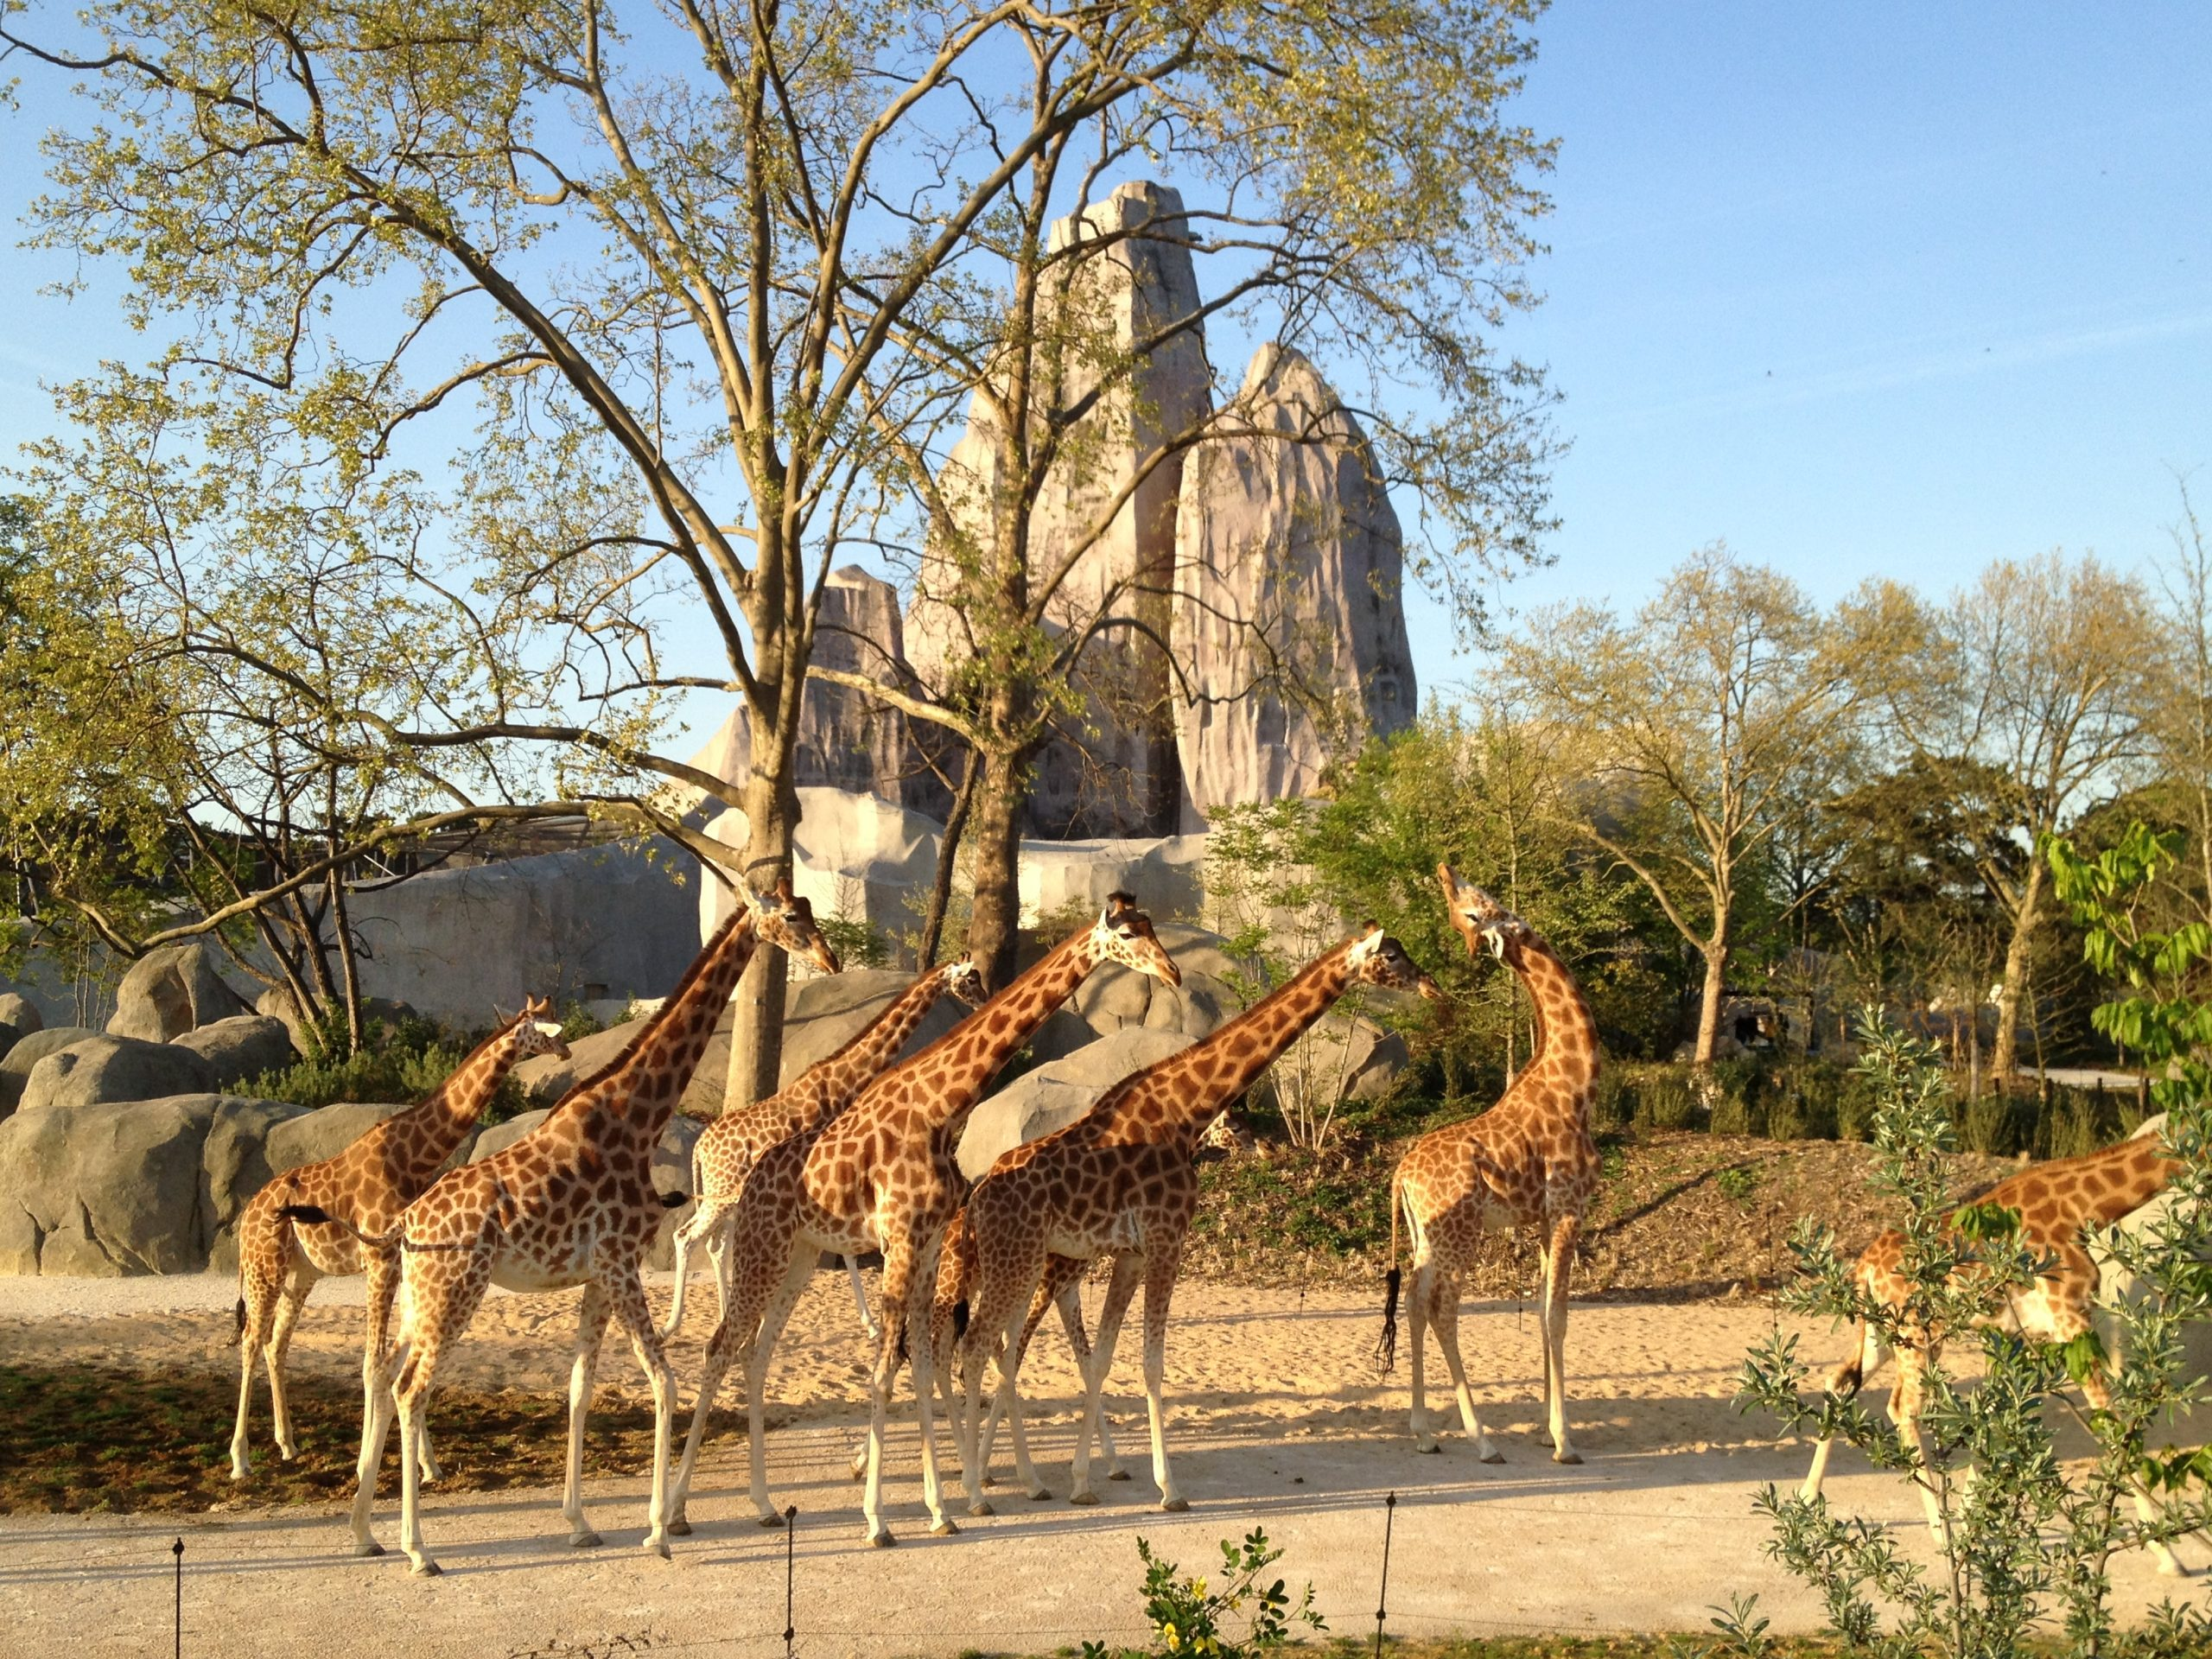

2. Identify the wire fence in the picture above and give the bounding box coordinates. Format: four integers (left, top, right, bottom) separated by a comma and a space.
135, 1487, 1664, 1659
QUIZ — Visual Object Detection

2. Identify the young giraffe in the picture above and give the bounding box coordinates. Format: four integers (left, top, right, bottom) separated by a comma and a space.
228, 999, 570, 1480
1378, 866, 1601, 1463
327, 879, 840, 1575
661, 957, 988, 1343
665, 893, 1181, 1546
956, 925, 1441, 1513
1800, 1132, 2190, 1571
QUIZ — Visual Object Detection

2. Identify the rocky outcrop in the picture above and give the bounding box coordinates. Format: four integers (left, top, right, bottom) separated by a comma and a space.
514, 1019, 650, 1106
171, 1015, 296, 1090
912, 181, 1211, 837
690, 569, 951, 817
106, 944, 251, 1042
957, 1027, 1192, 1181
253, 987, 422, 1057
776, 969, 969, 1086
0, 992, 41, 1054
19, 1036, 217, 1116
1071, 923, 1249, 1042
1171, 345, 1417, 828
1019, 835, 1205, 929
0, 1027, 98, 1120
1257, 1012, 1408, 1127
261, 1101, 457, 1176
0, 1093, 308, 1275
696, 785, 944, 951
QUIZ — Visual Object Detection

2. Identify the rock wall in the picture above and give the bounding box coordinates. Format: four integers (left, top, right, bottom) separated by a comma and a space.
1172, 345, 1418, 829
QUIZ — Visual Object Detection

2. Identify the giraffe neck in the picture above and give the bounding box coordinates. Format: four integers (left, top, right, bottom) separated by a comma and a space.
1117, 943, 1358, 1143
565, 906, 760, 1148
2066, 1137, 2181, 1224
913, 935, 1096, 1140
1509, 930, 1598, 1107
381, 1019, 536, 1164
811, 971, 957, 1099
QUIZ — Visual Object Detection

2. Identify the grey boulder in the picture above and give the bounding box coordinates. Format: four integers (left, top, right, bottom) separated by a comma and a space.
0, 1026, 99, 1120
1071, 925, 1254, 1042
0, 992, 42, 1036
171, 1015, 297, 1090
106, 944, 251, 1042
780, 969, 968, 1085
1256, 1013, 1408, 1126
958, 1027, 1192, 1182
264, 1101, 432, 1173
0, 1092, 307, 1275
19, 1036, 217, 1116
515, 1018, 649, 1106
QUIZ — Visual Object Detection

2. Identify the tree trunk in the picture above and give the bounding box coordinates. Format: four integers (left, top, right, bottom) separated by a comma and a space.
723, 766, 800, 1113
965, 750, 1027, 993
917, 750, 977, 970
1992, 861, 2044, 1086
327, 868, 365, 1052
1693, 937, 1730, 1070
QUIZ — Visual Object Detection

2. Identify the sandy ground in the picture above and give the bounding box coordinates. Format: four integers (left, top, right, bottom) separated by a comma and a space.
3, 1271, 2208, 1656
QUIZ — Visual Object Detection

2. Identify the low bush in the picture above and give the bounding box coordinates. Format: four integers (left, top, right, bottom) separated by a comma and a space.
239, 1016, 529, 1122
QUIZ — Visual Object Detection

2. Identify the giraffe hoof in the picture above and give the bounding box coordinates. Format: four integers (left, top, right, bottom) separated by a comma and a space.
758, 1511, 786, 1529
1552, 1450, 1583, 1466
869, 1529, 897, 1548
1161, 1498, 1189, 1513
1478, 1449, 1505, 1465
1415, 1441, 1441, 1455
1027, 1489, 1053, 1503
1108, 1470, 1131, 1482
931, 1519, 960, 1537
571, 1530, 604, 1549
649, 1538, 672, 1560
667, 1517, 693, 1537
410, 1560, 442, 1579
1068, 1491, 1100, 1506
980, 1474, 998, 1489
969, 1501, 995, 1518
354, 1540, 386, 1559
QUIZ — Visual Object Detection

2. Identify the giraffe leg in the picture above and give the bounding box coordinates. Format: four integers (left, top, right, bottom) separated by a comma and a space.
1891, 1350, 1949, 1543
1426, 1272, 1501, 1462
901, 1235, 964, 1537
1802, 1322, 1885, 1503
348, 1248, 403, 1558
847, 1255, 881, 1342
667, 1292, 754, 1535
1408, 1259, 1439, 1452
607, 1266, 678, 1560
1139, 1249, 1185, 1511
394, 1263, 487, 1578
747, 1247, 819, 1525
264, 1265, 313, 1462
1070, 1254, 1142, 1504
561, 1281, 614, 1549
1053, 1272, 1124, 1480
855, 1237, 930, 1546
230, 1237, 280, 1481
1539, 1215, 1581, 1464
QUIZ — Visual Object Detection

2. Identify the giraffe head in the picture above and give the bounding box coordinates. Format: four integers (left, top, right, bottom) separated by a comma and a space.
1347, 925, 1445, 1001
1081, 892, 1181, 986
743, 875, 844, 976
1437, 863, 1533, 967
938, 956, 988, 1006
504, 994, 572, 1063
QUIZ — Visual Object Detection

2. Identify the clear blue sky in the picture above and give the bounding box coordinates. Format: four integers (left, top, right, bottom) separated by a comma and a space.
3, 3, 2209, 696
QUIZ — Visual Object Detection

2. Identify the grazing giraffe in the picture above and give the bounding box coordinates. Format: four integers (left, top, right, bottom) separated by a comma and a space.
1800, 1132, 2190, 1572
665, 893, 1181, 1546
956, 925, 1440, 1512
661, 957, 988, 1344
227, 999, 570, 1480
1378, 866, 1601, 1463
323, 879, 840, 1576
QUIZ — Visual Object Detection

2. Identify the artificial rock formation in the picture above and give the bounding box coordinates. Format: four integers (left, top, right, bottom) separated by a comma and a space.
1172, 344, 1417, 829
911, 181, 1211, 836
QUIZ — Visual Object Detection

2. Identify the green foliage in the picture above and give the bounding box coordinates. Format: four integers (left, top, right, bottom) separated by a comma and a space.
1081, 1529, 1323, 1659
817, 912, 893, 971
1732, 961, 2212, 1658
240, 1020, 525, 1122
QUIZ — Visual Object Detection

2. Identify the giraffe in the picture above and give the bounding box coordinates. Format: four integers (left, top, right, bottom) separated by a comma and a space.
1799, 1132, 2190, 1572
955, 925, 1441, 1512
323, 879, 840, 1576
660, 957, 988, 1344
1377, 866, 1602, 1463
664, 893, 1181, 1546
227, 999, 570, 1481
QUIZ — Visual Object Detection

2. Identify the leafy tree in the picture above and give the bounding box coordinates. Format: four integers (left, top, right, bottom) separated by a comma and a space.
1510, 545, 1919, 1067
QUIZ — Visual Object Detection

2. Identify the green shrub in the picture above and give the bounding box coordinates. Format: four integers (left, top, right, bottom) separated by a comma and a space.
241, 1020, 528, 1122
1081, 1529, 1321, 1659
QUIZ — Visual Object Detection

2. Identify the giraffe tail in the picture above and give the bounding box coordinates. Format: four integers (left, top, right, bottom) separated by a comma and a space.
1376, 1166, 1406, 1374
232, 1296, 246, 1346
277, 1205, 402, 1253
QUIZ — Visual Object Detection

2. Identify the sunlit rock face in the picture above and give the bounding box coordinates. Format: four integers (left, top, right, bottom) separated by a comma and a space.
908, 181, 1211, 836
1170, 344, 1418, 830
